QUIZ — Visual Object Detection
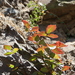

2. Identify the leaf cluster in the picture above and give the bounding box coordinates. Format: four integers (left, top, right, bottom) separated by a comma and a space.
22, 20, 70, 75
27, 1, 47, 27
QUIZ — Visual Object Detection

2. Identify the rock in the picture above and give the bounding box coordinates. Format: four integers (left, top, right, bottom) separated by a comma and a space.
34, 0, 51, 5
62, 41, 75, 52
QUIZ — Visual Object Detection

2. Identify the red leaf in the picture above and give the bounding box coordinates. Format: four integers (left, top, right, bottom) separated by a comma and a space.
28, 36, 34, 41
52, 48, 64, 54
28, 33, 38, 41
62, 66, 70, 71
55, 41, 67, 47
22, 20, 30, 28
46, 25, 56, 34
38, 31, 47, 36
47, 34, 58, 38
30, 26, 40, 33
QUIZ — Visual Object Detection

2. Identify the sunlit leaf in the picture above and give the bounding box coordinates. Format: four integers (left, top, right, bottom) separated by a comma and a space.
62, 66, 70, 71
30, 57, 37, 61
22, 20, 30, 28
54, 54, 60, 59
37, 46, 47, 52
52, 71, 57, 75
47, 34, 58, 38
9, 64, 14, 68
49, 60, 54, 62
4, 52, 13, 55
4, 45, 12, 50
55, 41, 67, 47
46, 25, 56, 34
19, 48, 22, 51
12, 48, 19, 54
38, 31, 47, 36
37, 47, 45, 53
51, 64, 56, 69
52, 48, 64, 54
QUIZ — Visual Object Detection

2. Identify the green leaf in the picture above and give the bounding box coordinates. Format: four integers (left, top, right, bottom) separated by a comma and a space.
4, 48, 19, 55
45, 48, 50, 53
32, 72, 38, 75
40, 67, 48, 73
38, 72, 44, 75
9, 64, 14, 68
4, 52, 13, 55
49, 52, 55, 58
12, 67, 18, 71
36, 51, 44, 57
30, 57, 37, 61
4, 45, 12, 50
39, 40, 46, 46
49, 60, 54, 62
35, 35, 40, 42
51, 64, 56, 69
12, 48, 19, 54
19, 48, 22, 51
52, 71, 57, 75
44, 60, 51, 65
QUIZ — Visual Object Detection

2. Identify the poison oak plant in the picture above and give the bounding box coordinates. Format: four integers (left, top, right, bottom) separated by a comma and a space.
4, 20, 70, 75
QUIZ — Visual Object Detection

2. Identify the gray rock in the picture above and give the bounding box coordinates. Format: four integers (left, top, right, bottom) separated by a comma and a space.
34, 0, 51, 5
62, 41, 75, 52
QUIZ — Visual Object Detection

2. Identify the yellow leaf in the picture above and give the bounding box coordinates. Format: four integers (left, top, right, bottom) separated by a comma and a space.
4, 45, 12, 50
